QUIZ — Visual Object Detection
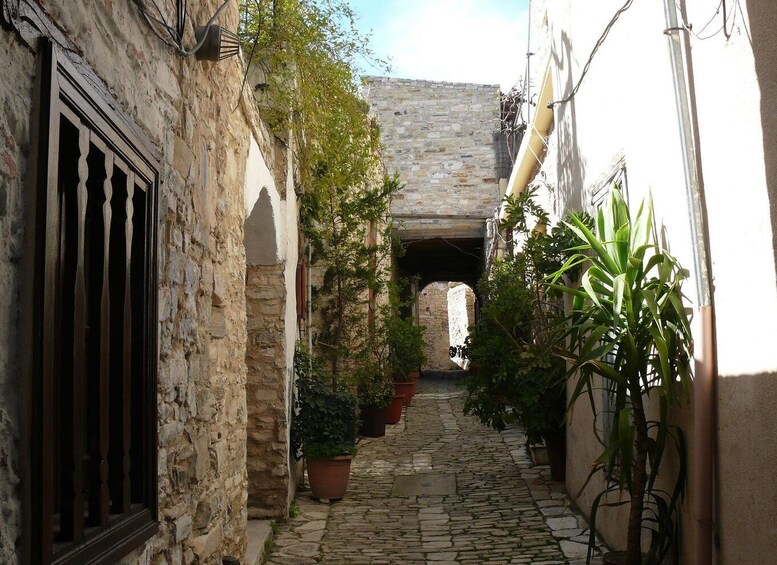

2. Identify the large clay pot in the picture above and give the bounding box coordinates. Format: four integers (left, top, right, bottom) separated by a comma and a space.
306, 455, 353, 500
545, 436, 566, 482
384, 394, 405, 424
394, 381, 414, 406
408, 372, 420, 401
359, 404, 386, 437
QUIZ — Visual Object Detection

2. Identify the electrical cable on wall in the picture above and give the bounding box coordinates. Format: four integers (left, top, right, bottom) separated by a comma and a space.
547, 0, 635, 109
673, 0, 750, 44
130, 0, 231, 57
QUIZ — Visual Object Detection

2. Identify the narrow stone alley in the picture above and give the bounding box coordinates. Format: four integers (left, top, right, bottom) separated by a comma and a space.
263, 375, 602, 565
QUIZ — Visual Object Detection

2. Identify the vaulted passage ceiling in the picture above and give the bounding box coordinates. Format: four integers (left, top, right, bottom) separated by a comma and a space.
396, 237, 484, 290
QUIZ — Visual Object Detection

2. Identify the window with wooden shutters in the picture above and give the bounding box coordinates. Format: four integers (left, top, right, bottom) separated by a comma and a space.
25, 40, 159, 564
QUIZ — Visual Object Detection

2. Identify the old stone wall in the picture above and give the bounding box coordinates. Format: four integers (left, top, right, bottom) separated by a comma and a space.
245, 263, 293, 518
243, 128, 299, 520
363, 77, 502, 239
418, 283, 454, 371
0, 1, 293, 562
0, 28, 33, 565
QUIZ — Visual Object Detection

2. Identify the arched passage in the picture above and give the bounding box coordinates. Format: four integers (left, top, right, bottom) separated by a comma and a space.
395, 237, 484, 291
394, 235, 485, 372
418, 281, 476, 370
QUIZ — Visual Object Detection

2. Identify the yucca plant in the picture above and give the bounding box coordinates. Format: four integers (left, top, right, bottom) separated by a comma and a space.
548, 188, 693, 565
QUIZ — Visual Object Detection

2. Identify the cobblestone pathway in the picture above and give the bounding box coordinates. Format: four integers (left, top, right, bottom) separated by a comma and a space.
264, 375, 603, 565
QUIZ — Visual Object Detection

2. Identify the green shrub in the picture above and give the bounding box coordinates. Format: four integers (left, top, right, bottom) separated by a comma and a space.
291, 350, 358, 460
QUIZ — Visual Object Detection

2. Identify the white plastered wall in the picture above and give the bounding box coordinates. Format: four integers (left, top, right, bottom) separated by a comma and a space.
539, 0, 777, 560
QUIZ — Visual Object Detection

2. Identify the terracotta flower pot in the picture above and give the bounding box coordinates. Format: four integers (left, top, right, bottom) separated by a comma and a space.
394, 381, 414, 406
359, 404, 386, 437
306, 455, 353, 500
384, 394, 405, 424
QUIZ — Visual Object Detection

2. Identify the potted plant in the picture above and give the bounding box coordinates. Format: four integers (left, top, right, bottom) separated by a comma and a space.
291, 350, 358, 500
383, 390, 405, 424
386, 312, 426, 405
549, 188, 693, 565
462, 259, 567, 480
464, 188, 579, 481
352, 356, 394, 437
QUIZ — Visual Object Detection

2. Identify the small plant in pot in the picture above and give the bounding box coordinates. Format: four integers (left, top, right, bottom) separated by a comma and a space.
386, 314, 425, 404
462, 264, 567, 481
352, 356, 394, 437
464, 188, 579, 481
548, 188, 693, 565
291, 350, 358, 501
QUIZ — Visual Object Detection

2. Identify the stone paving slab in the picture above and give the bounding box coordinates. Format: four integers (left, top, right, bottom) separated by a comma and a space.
264, 375, 605, 564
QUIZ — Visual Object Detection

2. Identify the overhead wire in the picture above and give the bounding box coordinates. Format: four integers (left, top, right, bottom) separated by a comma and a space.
722, 0, 734, 39
692, 0, 723, 37
231, 0, 264, 112
736, 0, 752, 47
547, 0, 634, 109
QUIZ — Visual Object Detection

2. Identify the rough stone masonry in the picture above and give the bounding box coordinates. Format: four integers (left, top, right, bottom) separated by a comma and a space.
363, 77, 504, 240
0, 1, 298, 563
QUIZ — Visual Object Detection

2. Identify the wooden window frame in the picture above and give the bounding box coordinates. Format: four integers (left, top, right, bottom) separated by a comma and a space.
21, 39, 160, 564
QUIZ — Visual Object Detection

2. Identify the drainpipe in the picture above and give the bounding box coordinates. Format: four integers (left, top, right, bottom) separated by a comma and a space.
662, 1, 718, 563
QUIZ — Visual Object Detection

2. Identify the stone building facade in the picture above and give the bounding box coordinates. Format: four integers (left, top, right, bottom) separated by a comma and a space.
363, 77, 503, 240
0, 2, 298, 563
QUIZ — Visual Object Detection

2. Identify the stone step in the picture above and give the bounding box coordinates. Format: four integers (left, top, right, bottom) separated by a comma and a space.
246, 519, 273, 565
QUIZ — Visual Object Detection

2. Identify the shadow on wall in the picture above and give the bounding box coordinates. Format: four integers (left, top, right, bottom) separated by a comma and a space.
715, 371, 777, 562
554, 31, 586, 214
746, 0, 777, 290
245, 187, 278, 265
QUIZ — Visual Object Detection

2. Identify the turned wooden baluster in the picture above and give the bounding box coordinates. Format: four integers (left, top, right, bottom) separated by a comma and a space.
121, 171, 134, 512
95, 149, 113, 527
61, 122, 89, 543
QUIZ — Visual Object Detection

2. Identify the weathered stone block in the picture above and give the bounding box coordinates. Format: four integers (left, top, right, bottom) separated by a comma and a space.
173, 514, 192, 543
193, 434, 209, 480
191, 525, 222, 561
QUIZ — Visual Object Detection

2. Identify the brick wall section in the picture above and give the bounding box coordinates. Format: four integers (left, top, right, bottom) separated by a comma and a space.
363, 77, 502, 237
0, 1, 290, 562
245, 264, 291, 518
419, 283, 454, 371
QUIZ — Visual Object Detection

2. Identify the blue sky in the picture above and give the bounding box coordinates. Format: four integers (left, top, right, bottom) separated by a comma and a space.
345, 0, 529, 92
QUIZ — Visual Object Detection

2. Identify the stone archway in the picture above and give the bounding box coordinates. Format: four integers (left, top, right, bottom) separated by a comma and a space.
418, 281, 476, 371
